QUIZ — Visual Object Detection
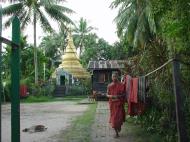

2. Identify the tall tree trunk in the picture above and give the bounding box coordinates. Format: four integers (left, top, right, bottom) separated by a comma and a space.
43, 48, 45, 82
34, 12, 38, 84
79, 34, 84, 57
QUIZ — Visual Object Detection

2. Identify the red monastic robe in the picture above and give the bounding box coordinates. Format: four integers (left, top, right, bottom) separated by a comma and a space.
107, 82, 125, 129
127, 77, 145, 116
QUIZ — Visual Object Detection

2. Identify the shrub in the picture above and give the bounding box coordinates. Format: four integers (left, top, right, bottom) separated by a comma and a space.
67, 85, 84, 96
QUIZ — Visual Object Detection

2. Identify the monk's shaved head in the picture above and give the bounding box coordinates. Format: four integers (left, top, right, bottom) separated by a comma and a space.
112, 72, 119, 82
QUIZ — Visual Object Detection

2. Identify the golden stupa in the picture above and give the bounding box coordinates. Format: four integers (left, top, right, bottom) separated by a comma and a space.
58, 32, 90, 79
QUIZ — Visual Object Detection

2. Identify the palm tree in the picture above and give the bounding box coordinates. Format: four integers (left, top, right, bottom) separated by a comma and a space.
2, 0, 74, 84
110, 0, 157, 49
73, 17, 96, 56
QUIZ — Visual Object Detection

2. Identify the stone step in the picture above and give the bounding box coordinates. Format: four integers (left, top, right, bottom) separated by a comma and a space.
54, 85, 66, 97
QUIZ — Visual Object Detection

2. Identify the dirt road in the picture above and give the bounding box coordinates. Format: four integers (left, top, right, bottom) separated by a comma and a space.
2, 101, 88, 142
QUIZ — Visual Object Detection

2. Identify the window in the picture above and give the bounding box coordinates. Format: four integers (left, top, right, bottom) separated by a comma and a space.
98, 73, 105, 83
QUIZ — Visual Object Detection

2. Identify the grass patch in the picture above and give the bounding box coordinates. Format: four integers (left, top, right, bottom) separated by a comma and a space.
21, 95, 87, 103
21, 96, 53, 103
124, 117, 163, 142
59, 103, 97, 142
59, 95, 87, 102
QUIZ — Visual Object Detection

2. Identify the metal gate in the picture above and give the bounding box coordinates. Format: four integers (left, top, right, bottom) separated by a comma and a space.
0, 5, 21, 142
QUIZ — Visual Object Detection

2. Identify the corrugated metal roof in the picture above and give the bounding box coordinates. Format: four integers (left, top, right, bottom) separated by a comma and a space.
88, 60, 126, 70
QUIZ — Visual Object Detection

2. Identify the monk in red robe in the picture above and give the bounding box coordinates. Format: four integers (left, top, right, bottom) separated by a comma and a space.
107, 72, 125, 138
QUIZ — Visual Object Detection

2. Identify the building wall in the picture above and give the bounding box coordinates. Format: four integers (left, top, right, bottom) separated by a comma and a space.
92, 69, 121, 93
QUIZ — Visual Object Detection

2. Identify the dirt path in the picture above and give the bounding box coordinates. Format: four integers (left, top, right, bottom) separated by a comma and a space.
91, 101, 134, 142
2, 101, 88, 142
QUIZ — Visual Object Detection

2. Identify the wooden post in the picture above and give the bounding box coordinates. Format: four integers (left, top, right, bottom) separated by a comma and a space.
172, 58, 188, 142
11, 16, 20, 142
0, 5, 2, 142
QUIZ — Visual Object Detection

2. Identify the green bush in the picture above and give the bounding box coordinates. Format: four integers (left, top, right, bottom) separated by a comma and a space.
28, 80, 55, 96
42, 84, 55, 96
20, 77, 32, 86
3, 79, 11, 101
21, 95, 53, 103
66, 79, 91, 96
67, 85, 85, 96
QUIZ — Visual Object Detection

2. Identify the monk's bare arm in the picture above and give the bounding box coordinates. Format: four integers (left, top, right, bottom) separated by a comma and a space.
106, 90, 113, 98
106, 92, 118, 99
106, 86, 115, 98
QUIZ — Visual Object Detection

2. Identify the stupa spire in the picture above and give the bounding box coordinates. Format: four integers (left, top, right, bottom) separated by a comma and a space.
58, 31, 90, 79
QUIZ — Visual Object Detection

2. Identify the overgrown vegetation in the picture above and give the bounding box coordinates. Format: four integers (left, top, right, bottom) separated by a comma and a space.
111, 0, 190, 141
125, 117, 163, 142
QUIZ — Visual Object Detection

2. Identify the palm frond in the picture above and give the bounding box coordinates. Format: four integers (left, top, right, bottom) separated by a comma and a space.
114, 0, 135, 36
126, 15, 138, 43
113, 0, 158, 49
145, 2, 157, 34
73, 27, 79, 33
110, 0, 129, 9
44, 5, 74, 25
41, 0, 66, 4
36, 9, 54, 33
133, 10, 151, 48
48, 4, 74, 14
115, 9, 130, 36
4, 16, 13, 28
20, 9, 32, 30
59, 21, 69, 33
1, 0, 19, 2
18, 10, 28, 22
2, 3, 24, 16
86, 26, 95, 32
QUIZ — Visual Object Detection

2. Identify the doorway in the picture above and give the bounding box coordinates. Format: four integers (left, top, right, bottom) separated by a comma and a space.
60, 75, 65, 85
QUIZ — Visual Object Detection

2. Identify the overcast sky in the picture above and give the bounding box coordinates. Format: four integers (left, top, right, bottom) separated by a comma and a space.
1, 0, 119, 45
